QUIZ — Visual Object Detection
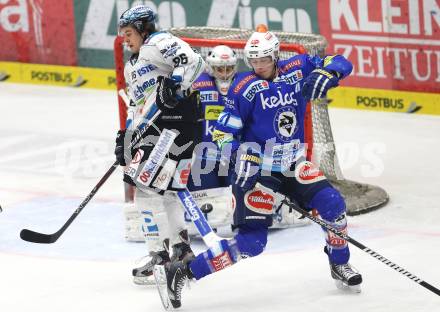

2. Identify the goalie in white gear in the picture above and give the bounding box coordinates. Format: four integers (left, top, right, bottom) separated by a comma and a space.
186, 45, 238, 234
115, 5, 205, 285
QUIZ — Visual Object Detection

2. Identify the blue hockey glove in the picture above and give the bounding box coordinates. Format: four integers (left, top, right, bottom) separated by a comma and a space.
231, 149, 262, 192
156, 76, 180, 110
302, 69, 339, 101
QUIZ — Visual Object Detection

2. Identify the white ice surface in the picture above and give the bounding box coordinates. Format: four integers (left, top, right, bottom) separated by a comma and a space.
0, 83, 439, 312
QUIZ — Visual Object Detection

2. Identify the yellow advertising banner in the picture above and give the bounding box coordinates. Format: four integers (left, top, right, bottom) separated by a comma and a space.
0, 62, 116, 90
328, 87, 440, 116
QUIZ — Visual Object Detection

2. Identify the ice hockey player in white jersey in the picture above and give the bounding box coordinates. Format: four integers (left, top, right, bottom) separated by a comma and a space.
163, 27, 362, 308
114, 5, 205, 285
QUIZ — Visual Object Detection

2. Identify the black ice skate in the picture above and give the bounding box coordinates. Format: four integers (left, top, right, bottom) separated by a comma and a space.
132, 249, 170, 285
166, 260, 193, 308
330, 262, 363, 292
325, 247, 362, 292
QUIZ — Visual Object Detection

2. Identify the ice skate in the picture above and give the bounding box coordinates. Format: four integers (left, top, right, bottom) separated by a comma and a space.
164, 260, 193, 309
170, 230, 195, 263
329, 262, 363, 293
132, 250, 170, 285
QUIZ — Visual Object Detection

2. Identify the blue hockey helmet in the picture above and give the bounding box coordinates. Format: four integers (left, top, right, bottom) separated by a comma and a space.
118, 5, 157, 34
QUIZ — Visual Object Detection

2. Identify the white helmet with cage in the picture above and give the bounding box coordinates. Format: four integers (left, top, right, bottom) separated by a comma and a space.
206, 45, 238, 95
244, 25, 280, 68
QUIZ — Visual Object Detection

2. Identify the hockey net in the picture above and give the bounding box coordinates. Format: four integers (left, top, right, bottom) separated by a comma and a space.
114, 26, 388, 215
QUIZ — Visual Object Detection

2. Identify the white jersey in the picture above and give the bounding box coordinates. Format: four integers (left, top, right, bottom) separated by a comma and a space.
123, 31, 205, 129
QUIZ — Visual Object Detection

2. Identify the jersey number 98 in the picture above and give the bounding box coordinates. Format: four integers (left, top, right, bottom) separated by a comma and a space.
173, 54, 188, 67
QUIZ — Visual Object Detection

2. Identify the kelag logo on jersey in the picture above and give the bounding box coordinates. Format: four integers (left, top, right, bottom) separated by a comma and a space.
261, 90, 298, 110
243, 80, 269, 101
274, 107, 298, 142
200, 90, 219, 103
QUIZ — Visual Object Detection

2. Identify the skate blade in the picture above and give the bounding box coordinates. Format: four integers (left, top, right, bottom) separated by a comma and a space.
334, 279, 362, 293
153, 265, 173, 311
133, 275, 163, 286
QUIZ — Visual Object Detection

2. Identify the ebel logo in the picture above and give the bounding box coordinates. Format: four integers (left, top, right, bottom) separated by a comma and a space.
243, 80, 270, 101
200, 90, 219, 102
260, 90, 298, 109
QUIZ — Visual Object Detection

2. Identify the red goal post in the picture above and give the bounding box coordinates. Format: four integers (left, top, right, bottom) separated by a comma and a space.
113, 26, 388, 215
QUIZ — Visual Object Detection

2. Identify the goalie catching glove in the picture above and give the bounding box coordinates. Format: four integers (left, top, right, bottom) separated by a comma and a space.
156, 76, 181, 110
301, 69, 339, 101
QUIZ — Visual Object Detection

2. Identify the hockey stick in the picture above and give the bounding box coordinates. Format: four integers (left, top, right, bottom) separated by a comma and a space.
255, 183, 440, 297
20, 104, 161, 244
176, 189, 222, 248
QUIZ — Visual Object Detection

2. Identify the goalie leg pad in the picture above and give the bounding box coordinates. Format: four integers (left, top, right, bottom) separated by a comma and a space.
123, 202, 144, 242
185, 186, 233, 235
188, 224, 268, 280
163, 191, 188, 247
136, 189, 171, 253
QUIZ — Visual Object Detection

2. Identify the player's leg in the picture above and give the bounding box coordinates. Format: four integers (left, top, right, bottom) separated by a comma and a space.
164, 190, 195, 263
282, 161, 362, 290
132, 189, 172, 285
164, 183, 270, 308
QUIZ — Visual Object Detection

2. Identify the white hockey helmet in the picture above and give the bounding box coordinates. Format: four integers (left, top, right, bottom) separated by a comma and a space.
206, 45, 238, 95
244, 25, 280, 68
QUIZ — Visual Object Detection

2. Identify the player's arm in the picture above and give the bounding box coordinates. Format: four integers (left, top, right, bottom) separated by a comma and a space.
153, 35, 205, 109
213, 85, 254, 152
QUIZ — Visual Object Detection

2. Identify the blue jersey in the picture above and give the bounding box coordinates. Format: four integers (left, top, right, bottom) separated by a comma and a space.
192, 72, 235, 160
215, 54, 352, 172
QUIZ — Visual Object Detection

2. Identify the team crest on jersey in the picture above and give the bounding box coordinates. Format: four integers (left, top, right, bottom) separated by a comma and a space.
294, 161, 326, 184
274, 107, 298, 142
160, 42, 180, 57
243, 80, 269, 101
244, 189, 275, 215
200, 90, 219, 102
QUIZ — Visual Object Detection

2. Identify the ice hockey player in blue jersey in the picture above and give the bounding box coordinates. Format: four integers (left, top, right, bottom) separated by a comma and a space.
163, 27, 362, 308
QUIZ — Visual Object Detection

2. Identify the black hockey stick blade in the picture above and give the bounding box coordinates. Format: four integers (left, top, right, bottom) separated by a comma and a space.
20, 229, 59, 244
19, 162, 119, 244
